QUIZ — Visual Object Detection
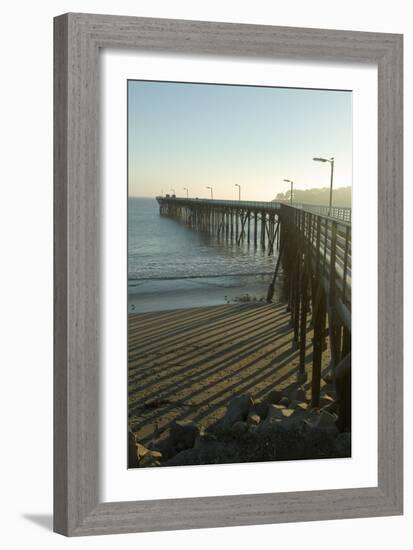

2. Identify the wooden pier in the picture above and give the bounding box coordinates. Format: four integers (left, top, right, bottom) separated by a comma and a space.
156, 196, 351, 416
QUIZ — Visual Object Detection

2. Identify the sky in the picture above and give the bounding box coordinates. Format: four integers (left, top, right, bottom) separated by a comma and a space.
128, 80, 352, 201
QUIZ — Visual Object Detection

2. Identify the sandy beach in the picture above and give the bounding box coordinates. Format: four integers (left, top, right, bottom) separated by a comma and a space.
128, 301, 331, 447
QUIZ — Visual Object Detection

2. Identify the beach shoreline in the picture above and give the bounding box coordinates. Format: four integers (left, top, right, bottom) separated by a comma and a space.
128, 301, 332, 448
128, 273, 285, 314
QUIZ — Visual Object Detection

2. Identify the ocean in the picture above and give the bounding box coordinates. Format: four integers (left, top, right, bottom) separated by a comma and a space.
128, 197, 284, 313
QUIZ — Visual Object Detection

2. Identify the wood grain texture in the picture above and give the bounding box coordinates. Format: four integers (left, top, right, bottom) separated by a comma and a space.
53, 13, 403, 536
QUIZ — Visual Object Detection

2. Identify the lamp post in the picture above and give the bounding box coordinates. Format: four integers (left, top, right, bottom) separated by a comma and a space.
235, 184, 241, 200
313, 157, 335, 216
206, 186, 213, 199
283, 179, 294, 205
170, 188, 176, 196
183, 187, 189, 199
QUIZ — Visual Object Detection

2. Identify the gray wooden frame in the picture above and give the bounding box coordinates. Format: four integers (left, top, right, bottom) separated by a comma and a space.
54, 13, 403, 536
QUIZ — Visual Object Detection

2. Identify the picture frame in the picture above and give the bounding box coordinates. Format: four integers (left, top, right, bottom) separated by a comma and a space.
53, 13, 403, 536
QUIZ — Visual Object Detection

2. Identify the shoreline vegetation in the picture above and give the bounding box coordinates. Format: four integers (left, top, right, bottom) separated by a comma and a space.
274, 185, 351, 207
128, 301, 350, 468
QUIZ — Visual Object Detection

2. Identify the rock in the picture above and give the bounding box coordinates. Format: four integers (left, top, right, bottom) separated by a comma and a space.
136, 442, 151, 461
198, 439, 232, 463
318, 394, 335, 408
321, 382, 335, 395
194, 432, 217, 450
294, 387, 307, 401
139, 457, 160, 467
259, 404, 297, 433
253, 400, 269, 419
322, 400, 339, 415
266, 404, 285, 421
128, 431, 139, 468
335, 432, 351, 456
247, 412, 261, 425
170, 420, 201, 449
231, 421, 248, 436
219, 394, 253, 430
282, 408, 308, 430
268, 389, 283, 404
163, 448, 200, 467
279, 396, 290, 407
289, 400, 308, 411
267, 404, 295, 420
138, 448, 162, 467
312, 410, 339, 436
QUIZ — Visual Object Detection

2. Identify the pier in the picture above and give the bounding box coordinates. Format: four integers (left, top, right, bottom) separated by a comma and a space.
156, 196, 351, 410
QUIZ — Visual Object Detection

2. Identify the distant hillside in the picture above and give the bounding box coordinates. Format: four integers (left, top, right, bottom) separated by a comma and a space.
273, 186, 352, 208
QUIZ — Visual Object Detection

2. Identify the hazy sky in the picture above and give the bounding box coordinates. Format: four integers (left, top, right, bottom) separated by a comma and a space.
128, 80, 352, 201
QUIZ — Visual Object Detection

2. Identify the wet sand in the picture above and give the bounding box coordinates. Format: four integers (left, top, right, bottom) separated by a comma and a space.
128, 302, 331, 446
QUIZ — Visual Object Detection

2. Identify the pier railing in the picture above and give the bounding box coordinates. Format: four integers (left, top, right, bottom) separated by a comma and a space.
280, 204, 351, 328
157, 196, 351, 222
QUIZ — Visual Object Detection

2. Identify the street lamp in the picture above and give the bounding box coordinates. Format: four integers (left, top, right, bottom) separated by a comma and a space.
235, 184, 241, 200
206, 186, 213, 199
170, 188, 176, 196
313, 157, 335, 216
283, 179, 294, 205
183, 187, 189, 199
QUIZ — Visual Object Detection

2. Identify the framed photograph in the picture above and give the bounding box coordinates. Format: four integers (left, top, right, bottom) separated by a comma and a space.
54, 13, 403, 536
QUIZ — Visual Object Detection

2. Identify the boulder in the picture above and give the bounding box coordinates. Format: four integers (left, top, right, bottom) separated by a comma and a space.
294, 387, 307, 402
266, 404, 285, 421
259, 404, 297, 433
311, 410, 339, 436
138, 448, 162, 467
136, 442, 151, 461
163, 448, 200, 467
268, 389, 283, 404
194, 432, 217, 450
282, 408, 308, 430
139, 457, 161, 467
335, 432, 351, 456
247, 412, 261, 426
267, 404, 295, 420
322, 400, 339, 415
219, 394, 253, 430
318, 394, 335, 408
253, 400, 269, 419
231, 421, 248, 436
289, 400, 308, 411
170, 420, 201, 449
279, 396, 290, 407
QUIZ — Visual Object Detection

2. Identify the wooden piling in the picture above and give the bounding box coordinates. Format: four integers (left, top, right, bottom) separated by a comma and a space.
311, 282, 326, 407
299, 260, 308, 376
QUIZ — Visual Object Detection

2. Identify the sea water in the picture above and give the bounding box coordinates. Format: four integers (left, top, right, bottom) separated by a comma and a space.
128, 197, 284, 313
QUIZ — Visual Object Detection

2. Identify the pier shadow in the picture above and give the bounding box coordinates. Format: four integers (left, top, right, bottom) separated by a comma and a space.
128, 302, 331, 444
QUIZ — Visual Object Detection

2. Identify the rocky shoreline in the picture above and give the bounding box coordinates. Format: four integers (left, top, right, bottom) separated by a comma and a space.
129, 377, 351, 468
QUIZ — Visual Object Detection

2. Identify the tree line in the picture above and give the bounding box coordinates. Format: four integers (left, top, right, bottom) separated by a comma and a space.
274, 186, 352, 207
